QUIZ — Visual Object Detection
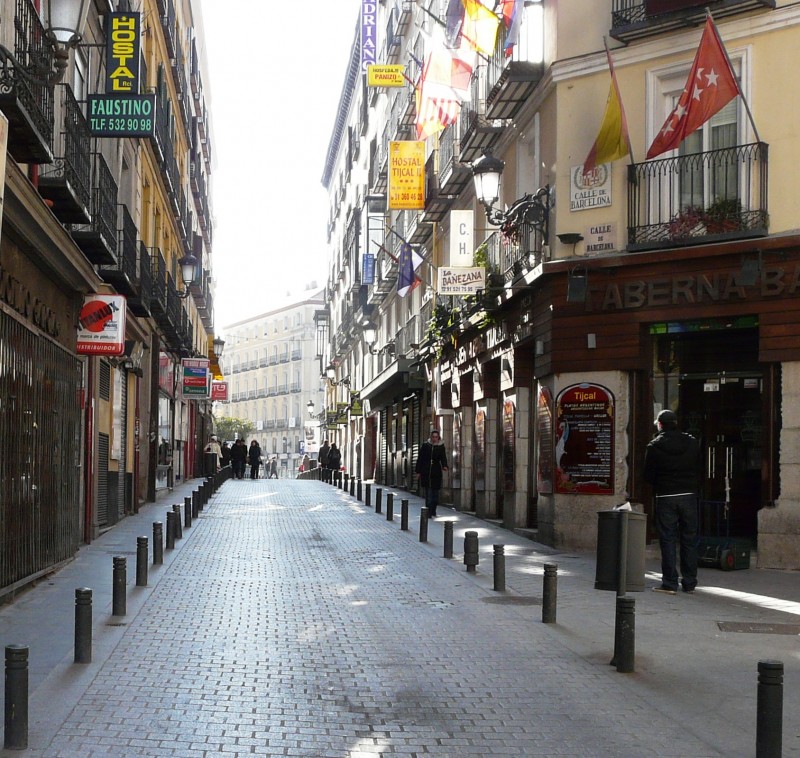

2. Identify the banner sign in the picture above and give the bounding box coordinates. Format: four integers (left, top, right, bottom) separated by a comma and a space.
449, 209, 474, 266
389, 141, 425, 210
361, 0, 377, 71
350, 391, 363, 417
181, 358, 210, 399
88, 94, 156, 137
303, 422, 319, 455
105, 12, 141, 93
362, 253, 375, 285
336, 402, 349, 425
77, 295, 127, 355
438, 266, 486, 295
211, 381, 229, 402
326, 410, 338, 431
367, 64, 405, 87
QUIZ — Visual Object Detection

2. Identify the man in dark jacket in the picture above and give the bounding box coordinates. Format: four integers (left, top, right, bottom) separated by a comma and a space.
319, 440, 330, 483
415, 430, 448, 518
644, 409, 701, 595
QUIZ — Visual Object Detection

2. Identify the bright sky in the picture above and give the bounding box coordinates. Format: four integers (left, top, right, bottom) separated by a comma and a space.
199, 0, 361, 329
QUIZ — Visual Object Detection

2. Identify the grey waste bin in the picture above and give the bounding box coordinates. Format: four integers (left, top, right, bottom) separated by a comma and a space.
595, 510, 647, 592
203, 452, 217, 477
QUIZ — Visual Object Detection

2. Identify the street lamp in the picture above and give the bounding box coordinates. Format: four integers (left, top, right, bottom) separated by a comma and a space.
362, 322, 378, 354
213, 336, 225, 358
176, 254, 198, 298
326, 365, 350, 387
471, 151, 550, 236
307, 400, 315, 415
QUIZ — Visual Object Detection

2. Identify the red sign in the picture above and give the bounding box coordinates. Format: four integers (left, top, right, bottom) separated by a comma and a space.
77, 295, 126, 355
211, 381, 229, 401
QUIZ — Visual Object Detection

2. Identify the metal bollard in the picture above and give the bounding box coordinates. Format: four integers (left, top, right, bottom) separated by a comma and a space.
419, 506, 429, 542
375, 487, 383, 514
542, 563, 558, 622
184, 496, 192, 528
192, 489, 199, 518
4, 645, 29, 749
136, 537, 148, 587
615, 596, 636, 673
365, 483, 372, 508
464, 531, 479, 573
757, 660, 784, 758
112, 556, 127, 617
344, 473, 349, 491
401, 499, 409, 531
172, 505, 183, 539
153, 522, 163, 565
386, 492, 394, 521
195, 488, 202, 513
166, 511, 176, 550
444, 521, 454, 559
350, 476, 355, 497
493, 545, 506, 592
357, 478, 362, 501
74, 588, 92, 664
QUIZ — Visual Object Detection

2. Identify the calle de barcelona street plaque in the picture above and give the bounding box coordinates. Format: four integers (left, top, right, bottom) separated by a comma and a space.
88, 94, 156, 137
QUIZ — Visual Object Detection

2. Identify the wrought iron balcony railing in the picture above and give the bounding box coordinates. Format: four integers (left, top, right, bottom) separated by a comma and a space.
70, 153, 119, 265
150, 249, 168, 318
99, 204, 138, 296
128, 242, 152, 318
627, 142, 769, 251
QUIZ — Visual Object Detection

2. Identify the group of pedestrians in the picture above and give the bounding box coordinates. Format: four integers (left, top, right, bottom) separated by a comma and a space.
205, 436, 278, 480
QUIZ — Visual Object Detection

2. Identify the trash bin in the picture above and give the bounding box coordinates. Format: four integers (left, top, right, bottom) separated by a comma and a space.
203, 452, 217, 477
594, 510, 647, 592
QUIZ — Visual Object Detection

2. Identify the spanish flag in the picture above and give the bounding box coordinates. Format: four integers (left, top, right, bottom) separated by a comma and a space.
582, 40, 632, 176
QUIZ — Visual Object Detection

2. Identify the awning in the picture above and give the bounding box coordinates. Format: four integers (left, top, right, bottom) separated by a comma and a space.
360, 357, 426, 409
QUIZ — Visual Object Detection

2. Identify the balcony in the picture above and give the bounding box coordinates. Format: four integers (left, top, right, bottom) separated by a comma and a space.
290, 382, 301, 393
611, 0, 775, 44
483, 217, 548, 284
280, 352, 290, 363
0, 0, 55, 163
161, 0, 177, 58
100, 204, 138, 296
128, 243, 152, 318
70, 154, 119, 265
485, 32, 544, 121
269, 354, 279, 366
149, 249, 168, 321
38, 86, 90, 223
420, 151, 453, 224
626, 142, 769, 252
438, 125, 471, 196
277, 383, 288, 395
458, 67, 503, 164
291, 349, 302, 360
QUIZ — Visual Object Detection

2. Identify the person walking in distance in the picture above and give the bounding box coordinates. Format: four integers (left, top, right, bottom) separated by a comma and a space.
268, 456, 278, 479
248, 439, 262, 479
319, 439, 330, 482
415, 430, 448, 518
230, 438, 247, 480
645, 409, 701, 595
327, 443, 342, 486
204, 435, 222, 472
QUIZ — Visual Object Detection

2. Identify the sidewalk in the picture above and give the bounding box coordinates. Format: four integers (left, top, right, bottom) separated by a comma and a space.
0, 476, 797, 756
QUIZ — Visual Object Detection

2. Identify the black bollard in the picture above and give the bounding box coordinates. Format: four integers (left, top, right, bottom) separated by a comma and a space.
419, 506, 429, 542
166, 511, 176, 550
615, 596, 636, 673
350, 476, 355, 497
542, 563, 558, 623
365, 483, 372, 508
112, 556, 127, 617
757, 660, 784, 758
4, 645, 28, 749
192, 489, 199, 518
74, 588, 92, 664
493, 545, 506, 592
344, 473, 349, 492
444, 521, 454, 559
386, 492, 394, 521
184, 496, 192, 528
172, 505, 183, 539
136, 537, 148, 587
464, 531, 479, 573
153, 522, 163, 565
375, 487, 383, 514
357, 478, 362, 501
401, 499, 409, 531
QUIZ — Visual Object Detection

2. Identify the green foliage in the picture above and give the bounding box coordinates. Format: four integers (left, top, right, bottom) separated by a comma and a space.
214, 416, 256, 442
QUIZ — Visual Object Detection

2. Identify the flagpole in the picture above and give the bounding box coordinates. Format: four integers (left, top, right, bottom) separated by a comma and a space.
706, 10, 762, 144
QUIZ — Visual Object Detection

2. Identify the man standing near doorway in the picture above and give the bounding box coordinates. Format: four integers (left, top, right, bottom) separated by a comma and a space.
644, 409, 701, 595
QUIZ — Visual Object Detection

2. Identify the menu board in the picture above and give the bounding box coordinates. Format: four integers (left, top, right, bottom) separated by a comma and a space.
474, 408, 486, 491
554, 383, 614, 495
503, 400, 515, 491
536, 386, 554, 494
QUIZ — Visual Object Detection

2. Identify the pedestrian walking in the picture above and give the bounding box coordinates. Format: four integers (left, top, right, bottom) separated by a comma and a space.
319, 439, 330, 482
204, 435, 222, 472
268, 457, 278, 479
327, 443, 342, 486
249, 440, 262, 479
415, 430, 448, 518
644, 409, 702, 595
231, 438, 247, 480
220, 441, 231, 468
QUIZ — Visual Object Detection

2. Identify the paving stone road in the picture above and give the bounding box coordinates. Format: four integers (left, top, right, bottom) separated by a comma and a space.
2, 478, 798, 757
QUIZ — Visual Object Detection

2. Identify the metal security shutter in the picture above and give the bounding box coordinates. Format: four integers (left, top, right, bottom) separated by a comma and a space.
97, 433, 110, 527
410, 396, 421, 492
379, 407, 388, 484
117, 370, 128, 518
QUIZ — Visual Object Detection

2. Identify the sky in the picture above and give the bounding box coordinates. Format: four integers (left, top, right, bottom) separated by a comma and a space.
198, 0, 362, 330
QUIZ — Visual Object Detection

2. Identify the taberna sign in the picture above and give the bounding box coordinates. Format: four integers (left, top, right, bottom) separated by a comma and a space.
105, 12, 142, 94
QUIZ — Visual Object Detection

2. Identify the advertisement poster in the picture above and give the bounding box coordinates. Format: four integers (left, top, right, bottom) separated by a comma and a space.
503, 400, 515, 492
211, 381, 229, 401
181, 358, 210, 399
77, 295, 127, 355
388, 141, 425, 210
474, 408, 486, 491
438, 266, 486, 296
536, 386, 554, 494
554, 383, 615, 495
303, 422, 319, 455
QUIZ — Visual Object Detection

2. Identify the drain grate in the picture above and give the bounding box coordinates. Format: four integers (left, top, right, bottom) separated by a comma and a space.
481, 596, 541, 606
717, 621, 800, 635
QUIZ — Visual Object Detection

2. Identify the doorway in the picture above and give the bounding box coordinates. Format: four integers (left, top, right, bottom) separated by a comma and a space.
651, 320, 765, 542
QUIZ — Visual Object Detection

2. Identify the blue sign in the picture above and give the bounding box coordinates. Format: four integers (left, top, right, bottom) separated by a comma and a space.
363, 253, 375, 285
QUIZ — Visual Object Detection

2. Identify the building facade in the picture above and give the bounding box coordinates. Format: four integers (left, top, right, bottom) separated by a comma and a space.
219, 289, 325, 478
0, 0, 219, 598
322, 0, 800, 569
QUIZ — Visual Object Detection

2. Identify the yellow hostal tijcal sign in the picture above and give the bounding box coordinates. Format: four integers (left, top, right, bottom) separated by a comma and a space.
388, 141, 425, 210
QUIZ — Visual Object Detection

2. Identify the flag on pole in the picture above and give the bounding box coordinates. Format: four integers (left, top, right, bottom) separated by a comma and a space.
646, 16, 741, 160
414, 44, 463, 140
583, 40, 631, 176
444, 0, 465, 48
462, 0, 500, 55
397, 242, 418, 297
501, 0, 523, 57
419, 29, 474, 102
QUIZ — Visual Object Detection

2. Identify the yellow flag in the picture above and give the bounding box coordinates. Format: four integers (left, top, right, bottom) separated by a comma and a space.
462, 0, 500, 55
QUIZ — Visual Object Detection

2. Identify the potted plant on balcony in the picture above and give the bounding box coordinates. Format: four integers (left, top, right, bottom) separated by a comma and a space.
704, 196, 744, 234
667, 205, 705, 241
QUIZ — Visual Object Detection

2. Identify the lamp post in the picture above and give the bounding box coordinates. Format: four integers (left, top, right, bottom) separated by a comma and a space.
213, 336, 225, 359
362, 322, 377, 355
177, 254, 198, 298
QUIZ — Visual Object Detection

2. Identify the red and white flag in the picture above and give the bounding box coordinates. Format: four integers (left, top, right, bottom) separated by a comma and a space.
646, 16, 740, 160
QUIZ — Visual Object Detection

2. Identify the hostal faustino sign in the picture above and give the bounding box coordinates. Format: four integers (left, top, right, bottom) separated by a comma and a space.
105, 13, 141, 93
88, 94, 156, 137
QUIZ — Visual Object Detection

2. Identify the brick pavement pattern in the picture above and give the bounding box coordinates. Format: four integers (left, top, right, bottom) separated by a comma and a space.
6, 478, 795, 757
